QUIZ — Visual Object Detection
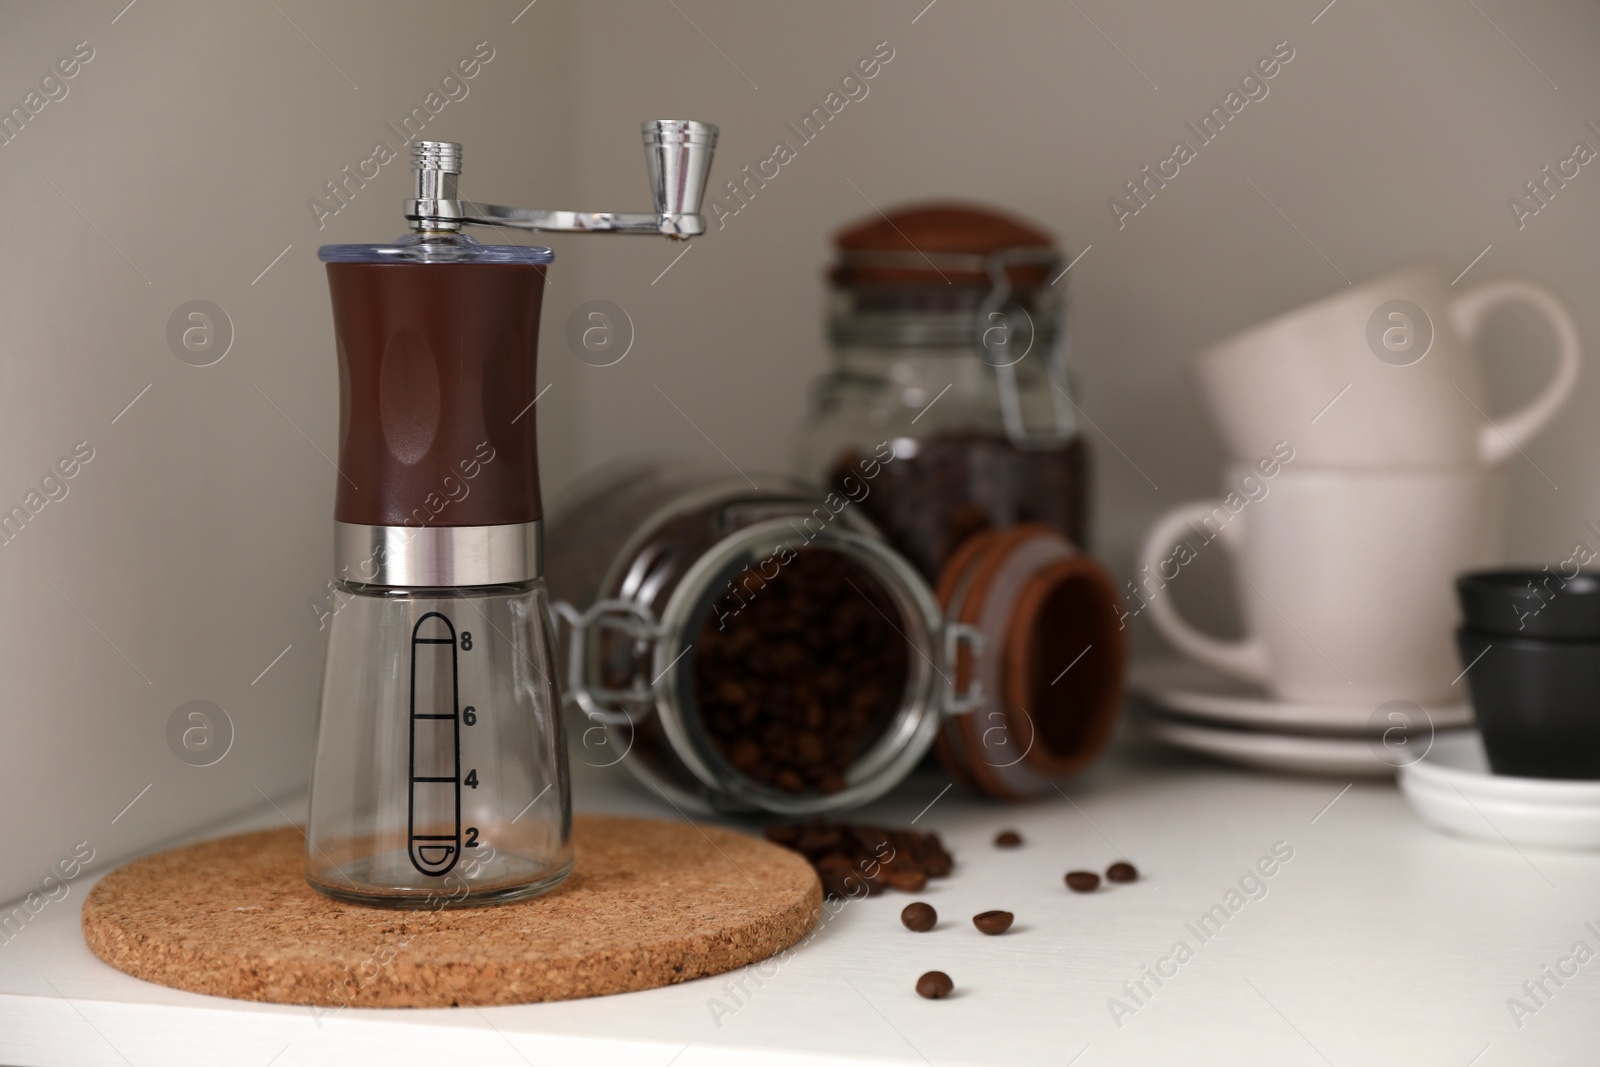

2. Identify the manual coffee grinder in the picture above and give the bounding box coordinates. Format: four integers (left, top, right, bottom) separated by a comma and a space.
305, 120, 718, 907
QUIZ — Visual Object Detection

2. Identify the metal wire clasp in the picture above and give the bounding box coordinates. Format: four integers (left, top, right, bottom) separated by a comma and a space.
975, 246, 1077, 449
941, 621, 986, 716
553, 599, 667, 726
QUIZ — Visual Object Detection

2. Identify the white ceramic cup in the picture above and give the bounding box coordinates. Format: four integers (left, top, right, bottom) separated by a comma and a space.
1137, 465, 1505, 706
1194, 263, 1580, 468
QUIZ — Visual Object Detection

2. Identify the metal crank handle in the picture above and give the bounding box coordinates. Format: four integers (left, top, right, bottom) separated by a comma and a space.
404, 119, 718, 240
458, 205, 706, 238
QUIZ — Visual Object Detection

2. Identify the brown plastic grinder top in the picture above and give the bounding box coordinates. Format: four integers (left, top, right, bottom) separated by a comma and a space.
326, 261, 548, 528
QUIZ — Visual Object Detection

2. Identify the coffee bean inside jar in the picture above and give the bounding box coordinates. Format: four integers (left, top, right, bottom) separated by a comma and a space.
693, 549, 910, 795
829, 434, 1088, 579
547, 464, 969, 817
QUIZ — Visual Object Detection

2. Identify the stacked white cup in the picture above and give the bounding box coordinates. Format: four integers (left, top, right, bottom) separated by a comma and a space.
1139, 263, 1581, 710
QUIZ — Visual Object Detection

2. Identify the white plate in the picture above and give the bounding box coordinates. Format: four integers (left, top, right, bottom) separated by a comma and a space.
1399, 731, 1600, 850
1131, 705, 1398, 778
1129, 658, 1474, 735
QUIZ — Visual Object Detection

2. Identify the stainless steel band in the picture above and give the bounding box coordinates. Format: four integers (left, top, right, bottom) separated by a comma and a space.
334, 521, 543, 587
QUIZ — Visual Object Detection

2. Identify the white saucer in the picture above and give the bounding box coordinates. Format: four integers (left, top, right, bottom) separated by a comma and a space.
1131, 705, 1399, 778
1399, 731, 1600, 850
1129, 658, 1474, 735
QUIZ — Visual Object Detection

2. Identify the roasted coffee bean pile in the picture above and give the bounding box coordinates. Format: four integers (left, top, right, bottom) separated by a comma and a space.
764, 820, 953, 898
695, 550, 909, 795
770, 821, 1141, 999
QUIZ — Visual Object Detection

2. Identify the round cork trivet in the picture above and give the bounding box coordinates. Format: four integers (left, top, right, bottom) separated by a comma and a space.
82, 814, 820, 1008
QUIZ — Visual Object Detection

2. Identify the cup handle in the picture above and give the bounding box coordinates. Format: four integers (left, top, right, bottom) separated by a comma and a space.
1137, 500, 1270, 685
1450, 279, 1582, 465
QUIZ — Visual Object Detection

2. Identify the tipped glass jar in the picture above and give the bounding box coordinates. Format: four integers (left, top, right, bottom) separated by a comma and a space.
547, 463, 981, 816
547, 462, 1127, 815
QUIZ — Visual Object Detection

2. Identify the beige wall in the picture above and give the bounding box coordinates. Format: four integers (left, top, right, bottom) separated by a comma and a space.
2, 0, 1598, 901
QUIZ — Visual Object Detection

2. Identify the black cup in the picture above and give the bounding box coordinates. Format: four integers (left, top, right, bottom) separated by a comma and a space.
1455, 626, 1600, 779
1456, 568, 1600, 640
1455, 569, 1600, 778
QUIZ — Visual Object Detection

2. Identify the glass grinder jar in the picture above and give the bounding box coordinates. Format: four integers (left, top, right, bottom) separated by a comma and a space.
798, 203, 1089, 579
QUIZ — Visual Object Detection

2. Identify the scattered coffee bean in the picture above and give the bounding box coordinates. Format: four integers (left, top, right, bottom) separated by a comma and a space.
916, 970, 954, 999
972, 910, 1014, 935
1106, 861, 1138, 883
994, 830, 1023, 848
1065, 870, 1100, 893
766, 820, 955, 898
902, 902, 937, 932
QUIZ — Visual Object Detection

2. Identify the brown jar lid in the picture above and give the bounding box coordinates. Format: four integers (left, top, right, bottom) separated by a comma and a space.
933, 524, 1126, 800
831, 203, 1056, 289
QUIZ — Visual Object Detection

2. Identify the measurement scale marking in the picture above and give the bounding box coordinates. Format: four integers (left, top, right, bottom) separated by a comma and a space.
408, 611, 463, 877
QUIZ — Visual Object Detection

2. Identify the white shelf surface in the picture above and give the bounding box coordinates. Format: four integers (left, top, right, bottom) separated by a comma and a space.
3, 733, 1599, 1067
